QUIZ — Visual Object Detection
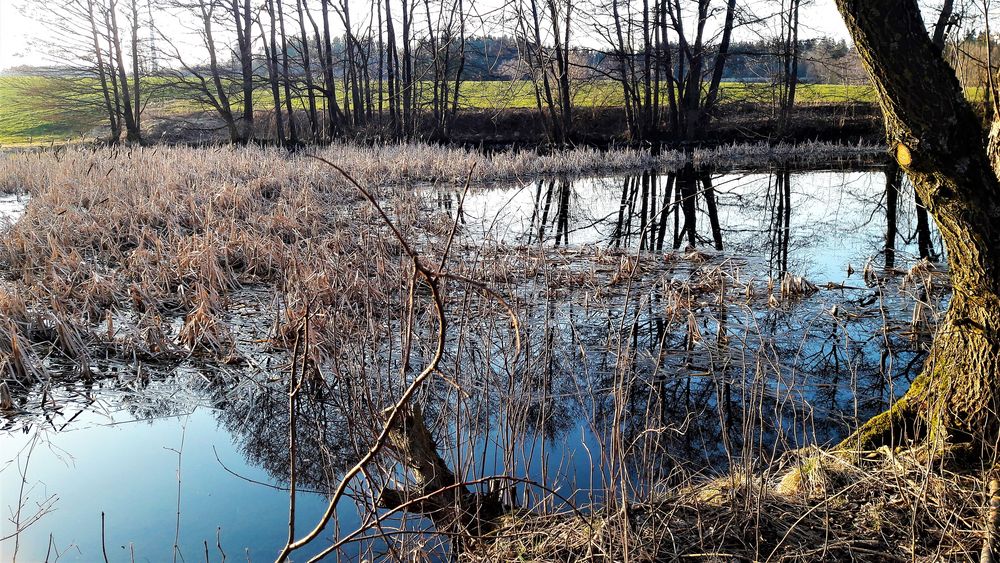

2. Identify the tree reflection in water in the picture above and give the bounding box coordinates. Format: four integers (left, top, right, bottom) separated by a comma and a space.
1, 167, 952, 560
214, 167, 948, 557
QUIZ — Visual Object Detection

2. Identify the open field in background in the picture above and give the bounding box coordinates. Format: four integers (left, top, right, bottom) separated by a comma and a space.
0, 76, 104, 145
0, 75, 879, 145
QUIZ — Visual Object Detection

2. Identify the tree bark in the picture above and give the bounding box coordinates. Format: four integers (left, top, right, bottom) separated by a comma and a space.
932, 0, 955, 49
835, 0, 1000, 453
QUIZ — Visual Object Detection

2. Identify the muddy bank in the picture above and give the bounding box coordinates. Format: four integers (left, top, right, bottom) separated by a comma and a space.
143, 102, 883, 149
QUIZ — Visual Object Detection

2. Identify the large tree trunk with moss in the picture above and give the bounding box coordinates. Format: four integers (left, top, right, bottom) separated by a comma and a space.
835, 0, 1000, 453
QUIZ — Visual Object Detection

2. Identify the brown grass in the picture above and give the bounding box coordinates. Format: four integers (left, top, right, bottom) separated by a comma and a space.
475, 446, 993, 562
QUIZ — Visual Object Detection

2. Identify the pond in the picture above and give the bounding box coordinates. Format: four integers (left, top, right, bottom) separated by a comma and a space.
1, 166, 946, 561
441, 166, 937, 280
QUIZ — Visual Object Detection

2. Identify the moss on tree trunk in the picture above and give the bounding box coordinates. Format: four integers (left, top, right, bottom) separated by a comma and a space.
835, 0, 1000, 454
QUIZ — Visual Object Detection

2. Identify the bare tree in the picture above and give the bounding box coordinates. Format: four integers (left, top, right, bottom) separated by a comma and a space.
261, 0, 287, 143
155, 0, 242, 142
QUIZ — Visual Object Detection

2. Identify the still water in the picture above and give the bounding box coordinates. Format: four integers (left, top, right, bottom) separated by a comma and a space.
0, 194, 27, 224
1, 379, 362, 562
1, 167, 943, 561
440, 167, 936, 280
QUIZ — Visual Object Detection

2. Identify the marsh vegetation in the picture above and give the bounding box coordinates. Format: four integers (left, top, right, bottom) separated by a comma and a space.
8, 0, 1000, 559
1, 141, 979, 561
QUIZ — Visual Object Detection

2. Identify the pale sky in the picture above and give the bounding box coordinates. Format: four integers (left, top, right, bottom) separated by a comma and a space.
0, 0, 41, 70
0, 0, 850, 71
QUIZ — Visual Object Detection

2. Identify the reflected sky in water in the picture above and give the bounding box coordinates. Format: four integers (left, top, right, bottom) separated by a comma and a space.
0, 379, 365, 562
1, 167, 945, 561
439, 168, 938, 281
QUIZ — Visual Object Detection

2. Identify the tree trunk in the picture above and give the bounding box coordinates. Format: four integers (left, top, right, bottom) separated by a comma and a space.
378, 404, 504, 538
836, 0, 1000, 453
232, 0, 254, 142
129, 0, 141, 134
296, 0, 320, 141
199, 0, 239, 143
262, 0, 286, 144
86, 0, 120, 142
932, 0, 955, 49
701, 0, 736, 124
109, 0, 141, 143
321, 0, 344, 138
448, 0, 466, 134
276, 0, 298, 145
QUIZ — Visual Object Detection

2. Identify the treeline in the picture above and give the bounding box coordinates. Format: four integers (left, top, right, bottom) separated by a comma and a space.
19, 0, 969, 145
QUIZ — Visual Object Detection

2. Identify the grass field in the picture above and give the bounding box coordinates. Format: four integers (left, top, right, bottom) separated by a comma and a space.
0, 77, 105, 145
0, 75, 879, 145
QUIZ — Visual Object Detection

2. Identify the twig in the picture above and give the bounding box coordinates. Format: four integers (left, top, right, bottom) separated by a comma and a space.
101, 512, 109, 563
439, 164, 475, 271
216, 527, 226, 563
171, 416, 189, 563
278, 157, 453, 562
982, 478, 999, 563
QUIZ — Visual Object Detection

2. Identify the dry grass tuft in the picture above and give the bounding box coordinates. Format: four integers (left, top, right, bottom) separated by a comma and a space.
475, 447, 991, 562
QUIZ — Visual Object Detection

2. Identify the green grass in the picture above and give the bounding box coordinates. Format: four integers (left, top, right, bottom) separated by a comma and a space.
0, 76, 107, 145
0, 75, 877, 145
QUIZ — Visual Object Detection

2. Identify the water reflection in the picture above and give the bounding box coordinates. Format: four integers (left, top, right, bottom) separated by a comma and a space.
1, 167, 949, 560
768, 168, 792, 276
449, 167, 942, 281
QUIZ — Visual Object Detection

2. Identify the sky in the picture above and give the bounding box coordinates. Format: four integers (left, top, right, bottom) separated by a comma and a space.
0, 0, 44, 70
0, 0, 850, 71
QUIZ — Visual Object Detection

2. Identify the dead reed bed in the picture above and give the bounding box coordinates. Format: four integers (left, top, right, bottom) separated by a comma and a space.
0, 146, 412, 381
694, 139, 884, 168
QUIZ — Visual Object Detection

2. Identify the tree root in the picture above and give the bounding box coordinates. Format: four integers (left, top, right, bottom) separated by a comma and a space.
836, 393, 922, 454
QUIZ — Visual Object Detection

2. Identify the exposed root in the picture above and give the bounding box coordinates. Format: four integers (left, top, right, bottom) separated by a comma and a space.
836, 390, 922, 453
